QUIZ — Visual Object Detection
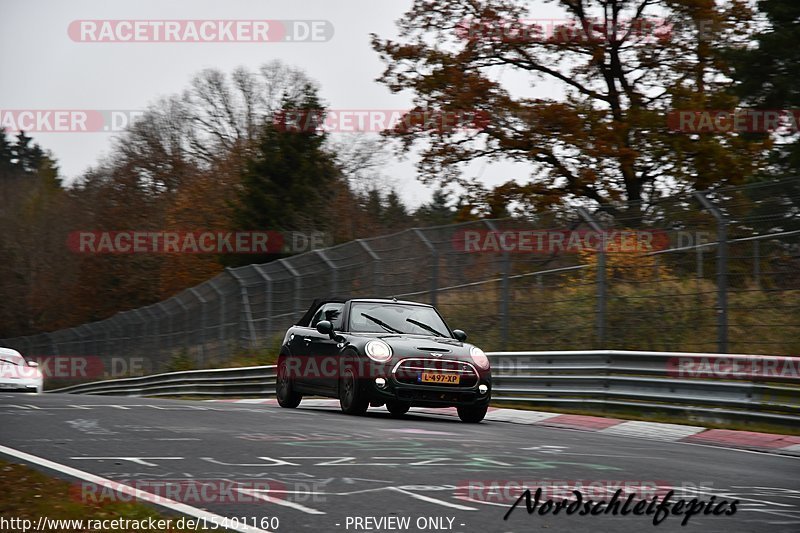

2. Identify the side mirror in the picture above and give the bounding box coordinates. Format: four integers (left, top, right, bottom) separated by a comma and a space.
27, 361, 39, 368
316, 320, 334, 337
452, 329, 467, 341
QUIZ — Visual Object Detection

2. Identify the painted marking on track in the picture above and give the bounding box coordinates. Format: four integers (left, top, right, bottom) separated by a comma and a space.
387, 486, 477, 510
680, 487, 794, 508
0, 444, 271, 533
202, 457, 300, 467
520, 445, 568, 453
382, 428, 459, 435
70, 457, 184, 467
236, 487, 326, 515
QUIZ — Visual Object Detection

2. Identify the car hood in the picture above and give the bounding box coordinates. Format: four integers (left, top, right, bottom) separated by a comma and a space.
366, 333, 471, 358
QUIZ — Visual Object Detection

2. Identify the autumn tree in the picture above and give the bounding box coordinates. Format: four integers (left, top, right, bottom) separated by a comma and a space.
372, 0, 765, 221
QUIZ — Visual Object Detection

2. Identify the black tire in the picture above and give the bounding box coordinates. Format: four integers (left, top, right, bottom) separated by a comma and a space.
386, 401, 410, 417
339, 366, 369, 415
457, 404, 488, 423
276, 358, 302, 408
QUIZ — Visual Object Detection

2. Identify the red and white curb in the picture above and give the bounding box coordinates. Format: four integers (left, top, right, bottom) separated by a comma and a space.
208, 398, 800, 456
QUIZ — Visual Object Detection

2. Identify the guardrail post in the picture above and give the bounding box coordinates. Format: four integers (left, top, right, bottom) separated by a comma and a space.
694, 192, 729, 353
577, 208, 607, 348
413, 229, 439, 306
485, 220, 510, 349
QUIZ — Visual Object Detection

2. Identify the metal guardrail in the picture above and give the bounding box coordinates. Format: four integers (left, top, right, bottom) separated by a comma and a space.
47, 350, 799, 428
48, 365, 277, 398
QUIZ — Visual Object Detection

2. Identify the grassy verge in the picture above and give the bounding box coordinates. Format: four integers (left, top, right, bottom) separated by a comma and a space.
0, 460, 193, 532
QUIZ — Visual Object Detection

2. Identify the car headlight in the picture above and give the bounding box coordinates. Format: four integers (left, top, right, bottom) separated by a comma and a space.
365, 340, 393, 363
470, 346, 490, 370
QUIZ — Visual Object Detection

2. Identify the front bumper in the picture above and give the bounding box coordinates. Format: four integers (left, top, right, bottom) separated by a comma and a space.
0, 380, 41, 392
365, 357, 491, 407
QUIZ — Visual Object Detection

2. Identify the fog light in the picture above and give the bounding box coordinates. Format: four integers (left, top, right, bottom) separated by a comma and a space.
478, 384, 488, 395
375, 377, 387, 388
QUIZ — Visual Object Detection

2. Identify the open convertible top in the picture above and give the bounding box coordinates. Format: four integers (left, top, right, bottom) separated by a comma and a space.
296, 296, 432, 327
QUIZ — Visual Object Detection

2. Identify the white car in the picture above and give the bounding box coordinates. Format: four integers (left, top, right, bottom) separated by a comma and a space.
0, 347, 43, 393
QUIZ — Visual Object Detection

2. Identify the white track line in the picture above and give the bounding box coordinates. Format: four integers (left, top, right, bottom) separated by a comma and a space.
236, 488, 326, 515
0, 444, 272, 533
387, 486, 477, 510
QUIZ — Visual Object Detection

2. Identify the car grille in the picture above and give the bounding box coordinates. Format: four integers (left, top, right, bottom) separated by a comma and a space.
392, 358, 479, 387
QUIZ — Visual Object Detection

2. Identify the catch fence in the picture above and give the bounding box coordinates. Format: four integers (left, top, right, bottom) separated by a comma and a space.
2, 178, 798, 378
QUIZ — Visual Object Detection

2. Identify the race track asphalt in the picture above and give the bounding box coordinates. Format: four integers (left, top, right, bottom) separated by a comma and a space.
0, 393, 798, 533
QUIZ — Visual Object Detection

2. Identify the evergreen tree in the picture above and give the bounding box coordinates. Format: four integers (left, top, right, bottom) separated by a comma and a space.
382, 189, 410, 228
230, 85, 342, 265
729, 0, 800, 174
414, 189, 455, 226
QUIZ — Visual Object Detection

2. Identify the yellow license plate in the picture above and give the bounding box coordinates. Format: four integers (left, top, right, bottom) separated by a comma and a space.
420, 372, 459, 384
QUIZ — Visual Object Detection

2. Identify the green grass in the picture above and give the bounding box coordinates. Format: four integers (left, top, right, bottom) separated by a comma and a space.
0, 460, 194, 532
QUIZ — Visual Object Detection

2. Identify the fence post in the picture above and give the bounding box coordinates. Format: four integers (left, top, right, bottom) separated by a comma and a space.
188, 288, 207, 366
577, 207, 607, 348
207, 278, 226, 347
174, 296, 191, 360
155, 303, 169, 358
694, 191, 729, 353
485, 220, 510, 349
226, 268, 257, 350
316, 249, 339, 295
252, 266, 274, 338
356, 239, 380, 294
141, 307, 158, 365
696, 246, 703, 279
753, 239, 761, 289
130, 309, 147, 370
44, 332, 57, 357
413, 229, 439, 306
277, 259, 303, 318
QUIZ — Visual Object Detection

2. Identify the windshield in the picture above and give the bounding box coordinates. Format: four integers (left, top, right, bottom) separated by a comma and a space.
349, 303, 452, 337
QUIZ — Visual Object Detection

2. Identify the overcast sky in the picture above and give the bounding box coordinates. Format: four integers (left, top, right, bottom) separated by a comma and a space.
0, 0, 568, 208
